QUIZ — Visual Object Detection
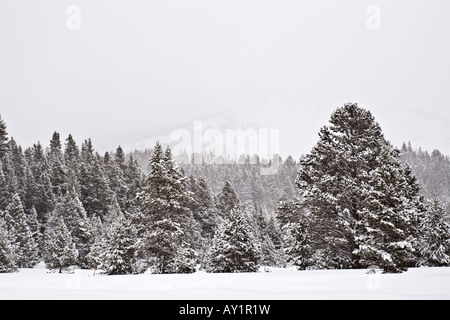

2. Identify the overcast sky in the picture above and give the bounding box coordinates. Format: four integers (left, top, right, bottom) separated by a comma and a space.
1, 0, 449, 159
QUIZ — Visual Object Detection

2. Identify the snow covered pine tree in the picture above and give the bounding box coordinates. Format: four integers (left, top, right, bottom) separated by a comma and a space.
418, 197, 450, 267
94, 213, 138, 275
4, 194, 39, 268
206, 206, 260, 273
296, 103, 425, 272
43, 215, 78, 273
136, 142, 197, 274
0, 219, 17, 273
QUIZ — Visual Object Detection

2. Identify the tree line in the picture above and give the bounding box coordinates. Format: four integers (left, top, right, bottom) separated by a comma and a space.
1, 104, 449, 274
0, 115, 273, 274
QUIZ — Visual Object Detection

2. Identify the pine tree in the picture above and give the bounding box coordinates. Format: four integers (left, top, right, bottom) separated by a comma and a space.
164, 146, 200, 253
24, 143, 55, 224
53, 191, 92, 268
1, 138, 30, 210
170, 246, 197, 274
123, 154, 143, 212
418, 197, 450, 267
86, 235, 104, 275
26, 206, 42, 256
251, 203, 282, 267
136, 141, 165, 224
48, 132, 67, 195
136, 142, 197, 273
401, 163, 427, 265
78, 139, 112, 219
105, 195, 124, 225
188, 176, 220, 240
96, 215, 138, 275
297, 103, 396, 269
4, 194, 39, 268
64, 134, 81, 192
104, 150, 128, 212
276, 195, 313, 269
0, 219, 17, 273
43, 216, 78, 273
216, 181, 241, 218
281, 221, 313, 270
86, 215, 106, 273
275, 194, 299, 227
206, 206, 260, 273
64, 134, 80, 168
114, 146, 127, 171
7, 138, 27, 201
139, 218, 185, 273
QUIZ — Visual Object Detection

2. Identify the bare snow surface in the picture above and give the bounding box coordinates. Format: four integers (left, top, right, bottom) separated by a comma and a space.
1, 263, 449, 300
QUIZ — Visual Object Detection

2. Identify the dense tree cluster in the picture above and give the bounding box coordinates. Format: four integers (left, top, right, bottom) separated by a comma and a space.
400, 142, 450, 216
0, 115, 145, 273
0, 114, 276, 274
132, 151, 299, 215
1, 105, 449, 275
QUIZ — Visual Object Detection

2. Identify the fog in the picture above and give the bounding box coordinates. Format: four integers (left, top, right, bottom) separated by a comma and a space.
1, 0, 449, 158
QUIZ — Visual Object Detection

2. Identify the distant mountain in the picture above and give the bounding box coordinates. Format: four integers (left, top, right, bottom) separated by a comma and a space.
124, 93, 332, 161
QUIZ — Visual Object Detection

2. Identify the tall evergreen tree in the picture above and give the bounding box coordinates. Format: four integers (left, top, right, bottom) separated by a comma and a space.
418, 197, 450, 267
94, 214, 138, 275
115, 146, 127, 171
64, 134, 81, 192
216, 181, 241, 218
276, 195, 313, 269
281, 220, 313, 270
136, 142, 197, 273
4, 194, 39, 267
52, 191, 92, 268
123, 154, 143, 212
0, 218, 17, 273
24, 143, 55, 224
78, 139, 112, 219
251, 202, 283, 267
48, 132, 67, 195
188, 176, 220, 240
43, 215, 78, 273
64, 134, 80, 169
104, 150, 128, 212
26, 206, 42, 256
6, 138, 27, 201
296, 103, 425, 270
275, 194, 299, 227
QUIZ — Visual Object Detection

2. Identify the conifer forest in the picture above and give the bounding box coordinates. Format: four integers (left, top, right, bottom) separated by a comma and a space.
1, 103, 449, 276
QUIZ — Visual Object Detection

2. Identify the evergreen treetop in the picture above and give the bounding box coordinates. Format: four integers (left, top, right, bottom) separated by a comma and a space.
0, 115, 8, 160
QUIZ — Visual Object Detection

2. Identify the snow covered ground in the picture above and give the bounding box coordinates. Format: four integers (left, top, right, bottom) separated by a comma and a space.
0, 263, 449, 300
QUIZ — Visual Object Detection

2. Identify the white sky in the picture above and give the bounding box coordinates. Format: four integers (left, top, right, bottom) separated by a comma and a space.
1, 0, 449, 159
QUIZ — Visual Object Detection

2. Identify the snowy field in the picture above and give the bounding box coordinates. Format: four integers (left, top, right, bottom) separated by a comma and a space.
0, 263, 449, 300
